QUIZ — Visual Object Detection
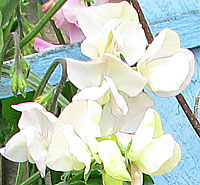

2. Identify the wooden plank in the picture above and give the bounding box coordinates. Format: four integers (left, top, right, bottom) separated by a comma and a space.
138, 0, 200, 48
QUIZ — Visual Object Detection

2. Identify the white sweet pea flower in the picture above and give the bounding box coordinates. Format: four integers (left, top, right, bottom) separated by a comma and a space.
46, 100, 102, 174
137, 28, 195, 97
67, 53, 148, 116
78, 1, 147, 65
126, 108, 181, 185
0, 102, 57, 178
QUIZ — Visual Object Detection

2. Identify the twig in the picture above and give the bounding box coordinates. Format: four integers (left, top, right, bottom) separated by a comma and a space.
194, 90, 200, 119
132, 0, 200, 137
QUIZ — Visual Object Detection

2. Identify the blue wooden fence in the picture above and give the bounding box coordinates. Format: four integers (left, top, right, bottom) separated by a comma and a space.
0, 0, 200, 184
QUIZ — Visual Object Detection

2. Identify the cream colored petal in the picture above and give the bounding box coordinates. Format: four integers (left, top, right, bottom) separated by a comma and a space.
46, 127, 73, 172
78, 1, 139, 38
66, 57, 106, 90
98, 140, 131, 181
105, 76, 128, 116
81, 19, 121, 59
25, 126, 48, 178
56, 100, 102, 141
127, 108, 162, 161
99, 92, 155, 136
102, 54, 148, 97
141, 48, 195, 97
151, 142, 181, 175
0, 130, 28, 162
141, 28, 180, 62
119, 21, 147, 66
138, 134, 175, 175
72, 80, 109, 102
63, 125, 92, 174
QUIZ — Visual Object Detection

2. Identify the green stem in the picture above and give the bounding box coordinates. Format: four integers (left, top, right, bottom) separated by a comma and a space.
19, 171, 40, 185
50, 19, 66, 44
15, 163, 25, 185
51, 58, 68, 113
5, 0, 67, 59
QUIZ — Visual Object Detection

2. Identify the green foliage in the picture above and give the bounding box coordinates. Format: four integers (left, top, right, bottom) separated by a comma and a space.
143, 174, 154, 185
0, 0, 20, 26
61, 81, 78, 102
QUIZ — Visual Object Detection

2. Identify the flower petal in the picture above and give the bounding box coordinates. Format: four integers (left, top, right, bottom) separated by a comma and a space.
62, 125, 92, 174
98, 140, 131, 181
66, 57, 105, 90
0, 130, 28, 162
46, 127, 73, 172
25, 126, 48, 178
140, 48, 195, 97
141, 28, 180, 62
138, 134, 176, 174
127, 108, 162, 161
11, 102, 57, 135
99, 92, 155, 136
152, 141, 181, 175
103, 172, 123, 185
102, 54, 148, 97
78, 1, 139, 38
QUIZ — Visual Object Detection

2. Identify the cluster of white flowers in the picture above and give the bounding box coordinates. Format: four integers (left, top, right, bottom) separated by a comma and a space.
0, 2, 195, 184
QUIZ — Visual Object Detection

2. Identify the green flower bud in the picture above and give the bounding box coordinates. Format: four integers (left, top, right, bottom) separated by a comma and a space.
35, 90, 55, 111
20, 55, 30, 78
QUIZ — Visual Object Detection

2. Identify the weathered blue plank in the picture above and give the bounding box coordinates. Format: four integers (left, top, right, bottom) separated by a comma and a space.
138, 0, 200, 48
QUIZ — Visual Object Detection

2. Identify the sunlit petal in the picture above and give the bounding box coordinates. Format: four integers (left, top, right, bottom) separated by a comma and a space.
98, 140, 131, 181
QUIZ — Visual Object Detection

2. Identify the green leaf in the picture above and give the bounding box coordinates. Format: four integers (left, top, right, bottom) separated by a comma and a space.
0, 27, 3, 53
143, 174, 154, 185
0, 0, 20, 26
61, 81, 78, 102
0, 11, 2, 26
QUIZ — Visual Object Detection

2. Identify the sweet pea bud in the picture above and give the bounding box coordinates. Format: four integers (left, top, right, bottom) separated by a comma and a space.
35, 89, 55, 111
10, 71, 18, 96
10, 64, 16, 78
18, 72, 28, 98
20, 55, 30, 78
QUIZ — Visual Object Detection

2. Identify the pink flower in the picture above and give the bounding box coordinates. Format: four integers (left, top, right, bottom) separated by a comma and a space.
34, 37, 62, 52
42, 0, 109, 43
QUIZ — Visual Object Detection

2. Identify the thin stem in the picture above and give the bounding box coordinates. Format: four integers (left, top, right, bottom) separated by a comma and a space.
33, 59, 61, 99
5, 0, 67, 59
194, 89, 200, 119
50, 19, 66, 44
15, 163, 25, 185
51, 58, 68, 114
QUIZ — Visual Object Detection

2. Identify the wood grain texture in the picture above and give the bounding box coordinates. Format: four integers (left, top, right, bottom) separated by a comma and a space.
138, 0, 200, 48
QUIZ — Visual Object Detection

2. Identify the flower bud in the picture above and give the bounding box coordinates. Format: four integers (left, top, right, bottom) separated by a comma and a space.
35, 90, 55, 111
18, 72, 28, 98
20, 55, 30, 78
10, 72, 18, 96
